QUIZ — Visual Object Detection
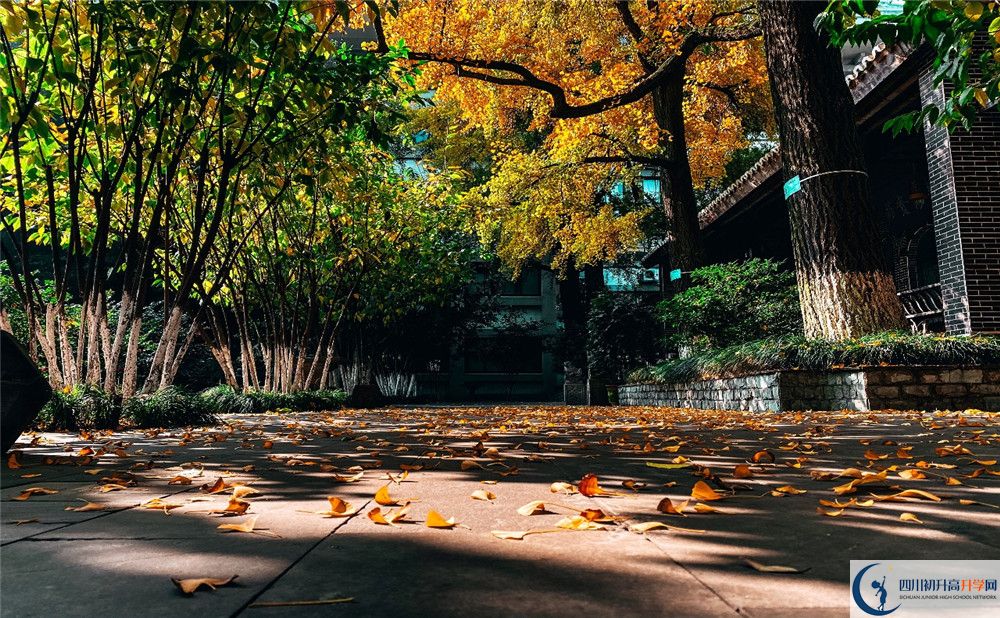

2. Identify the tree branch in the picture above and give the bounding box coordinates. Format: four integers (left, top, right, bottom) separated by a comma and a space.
374, 8, 760, 119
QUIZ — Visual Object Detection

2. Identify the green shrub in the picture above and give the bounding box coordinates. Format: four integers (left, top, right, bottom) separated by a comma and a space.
36, 386, 119, 431
587, 292, 663, 383
121, 387, 216, 428
629, 331, 1000, 384
660, 258, 801, 349
197, 385, 347, 414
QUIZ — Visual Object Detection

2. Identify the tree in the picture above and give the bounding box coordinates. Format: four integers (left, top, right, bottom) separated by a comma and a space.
1, 2, 406, 395
352, 0, 770, 273
819, 0, 1000, 133
758, 1, 904, 340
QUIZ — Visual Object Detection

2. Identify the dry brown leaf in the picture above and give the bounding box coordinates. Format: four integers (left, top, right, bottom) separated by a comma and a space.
959, 499, 1000, 510
201, 478, 230, 494
7, 452, 22, 469
172, 575, 239, 595
14, 487, 58, 501
217, 516, 260, 533
168, 476, 193, 485
471, 489, 496, 501
579, 508, 614, 522
578, 473, 619, 497
744, 558, 809, 574
875, 489, 942, 502
368, 504, 410, 526
691, 480, 723, 501
771, 485, 807, 496
899, 512, 924, 524
65, 501, 108, 512
733, 464, 754, 479
816, 507, 846, 517
231, 485, 258, 500
693, 503, 722, 513
657, 498, 688, 516
332, 471, 364, 483
211, 497, 250, 516
98, 483, 130, 493
142, 498, 184, 512
898, 469, 927, 480
460, 460, 482, 471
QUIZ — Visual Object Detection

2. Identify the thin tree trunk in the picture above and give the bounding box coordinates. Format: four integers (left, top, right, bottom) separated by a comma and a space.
758, 1, 903, 339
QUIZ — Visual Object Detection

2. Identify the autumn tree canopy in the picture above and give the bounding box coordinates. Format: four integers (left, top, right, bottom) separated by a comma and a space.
355, 0, 771, 272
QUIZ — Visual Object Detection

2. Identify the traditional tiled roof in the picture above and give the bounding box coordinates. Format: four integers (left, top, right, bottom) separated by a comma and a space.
697, 43, 910, 230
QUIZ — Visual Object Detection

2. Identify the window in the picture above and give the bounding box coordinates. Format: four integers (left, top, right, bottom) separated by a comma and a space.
502, 269, 542, 296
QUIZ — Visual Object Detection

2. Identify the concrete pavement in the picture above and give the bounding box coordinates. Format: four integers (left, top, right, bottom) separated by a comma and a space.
2, 405, 998, 617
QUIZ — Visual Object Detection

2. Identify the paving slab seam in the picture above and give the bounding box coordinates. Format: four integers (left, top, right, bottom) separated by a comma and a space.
228, 499, 372, 617
546, 454, 742, 616
1, 484, 202, 547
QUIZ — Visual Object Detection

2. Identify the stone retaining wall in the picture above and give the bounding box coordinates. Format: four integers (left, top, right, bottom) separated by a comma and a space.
618, 366, 999, 411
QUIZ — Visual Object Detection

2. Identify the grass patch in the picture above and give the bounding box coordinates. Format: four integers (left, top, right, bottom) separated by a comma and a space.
628, 331, 1000, 384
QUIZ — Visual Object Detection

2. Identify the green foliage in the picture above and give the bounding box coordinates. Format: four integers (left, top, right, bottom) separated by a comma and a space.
819, 0, 1000, 133
587, 292, 663, 383
121, 387, 216, 429
199, 385, 347, 414
37, 386, 120, 431
630, 331, 1000, 384
659, 259, 802, 349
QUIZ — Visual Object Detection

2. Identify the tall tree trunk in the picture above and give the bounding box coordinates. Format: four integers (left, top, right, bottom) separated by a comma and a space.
758, 1, 904, 339
652, 78, 704, 271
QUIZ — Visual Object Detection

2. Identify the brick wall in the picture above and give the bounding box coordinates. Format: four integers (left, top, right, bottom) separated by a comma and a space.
618, 366, 1000, 412
918, 55, 1000, 334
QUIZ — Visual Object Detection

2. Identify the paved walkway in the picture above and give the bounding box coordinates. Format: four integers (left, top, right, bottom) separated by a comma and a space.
2, 406, 999, 617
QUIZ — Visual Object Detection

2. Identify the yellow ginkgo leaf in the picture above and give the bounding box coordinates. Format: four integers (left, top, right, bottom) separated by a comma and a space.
65, 501, 108, 512
657, 498, 688, 516
517, 500, 550, 516
318, 497, 359, 517
555, 515, 604, 531
899, 512, 924, 524
374, 484, 400, 506
549, 482, 576, 494
691, 480, 723, 501
425, 510, 458, 528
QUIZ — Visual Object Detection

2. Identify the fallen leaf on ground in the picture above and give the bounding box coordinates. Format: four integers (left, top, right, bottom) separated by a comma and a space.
316, 497, 359, 518
657, 498, 688, 516
645, 461, 692, 470
555, 515, 604, 531
171, 575, 238, 595
578, 473, 620, 497
7, 453, 21, 469
875, 489, 941, 502
368, 504, 410, 526
691, 480, 723, 501
471, 489, 496, 501
771, 485, 807, 496
744, 558, 809, 574
201, 478, 230, 494
549, 482, 576, 494
425, 510, 458, 528
65, 501, 108, 512
461, 460, 482, 471
14, 487, 58, 501
693, 503, 722, 513
374, 484, 402, 506
899, 512, 924, 524
733, 464, 753, 479
898, 469, 926, 480
579, 508, 614, 522
751, 450, 775, 464
517, 500, 551, 516
218, 516, 260, 533
168, 476, 193, 485
959, 499, 1000, 510
491, 529, 563, 540
816, 507, 845, 517
142, 498, 184, 512
211, 497, 250, 516
332, 471, 364, 483
629, 521, 706, 534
